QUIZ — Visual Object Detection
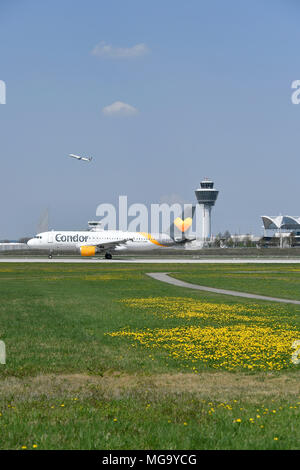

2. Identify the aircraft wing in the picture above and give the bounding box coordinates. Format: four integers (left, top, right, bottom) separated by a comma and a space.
173, 236, 196, 244
69, 154, 81, 160
81, 237, 133, 251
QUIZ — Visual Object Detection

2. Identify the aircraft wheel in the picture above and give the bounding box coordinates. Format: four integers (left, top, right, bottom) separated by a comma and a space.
48, 254, 53, 259
105, 253, 112, 260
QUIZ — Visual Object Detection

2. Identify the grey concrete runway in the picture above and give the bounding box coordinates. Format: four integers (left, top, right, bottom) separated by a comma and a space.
2, 257, 300, 264
147, 272, 300, 305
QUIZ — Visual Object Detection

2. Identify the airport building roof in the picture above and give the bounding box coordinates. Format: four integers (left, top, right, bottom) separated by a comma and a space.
262, 216, 300, 230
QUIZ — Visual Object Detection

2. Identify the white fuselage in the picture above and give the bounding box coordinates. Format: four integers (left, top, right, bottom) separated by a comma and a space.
27, 230, 175, 254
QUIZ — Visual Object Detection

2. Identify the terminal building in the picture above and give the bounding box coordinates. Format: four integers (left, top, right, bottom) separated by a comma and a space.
262, 215, 300, 232
261, 215, 300, 247
0, 242, 28, 252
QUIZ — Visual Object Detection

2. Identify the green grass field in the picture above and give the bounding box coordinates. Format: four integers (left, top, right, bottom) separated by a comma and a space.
0, 262, 299, 450
173, 264, 300, 300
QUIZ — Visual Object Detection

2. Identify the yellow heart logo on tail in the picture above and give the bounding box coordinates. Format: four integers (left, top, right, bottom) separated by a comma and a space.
174, 217, 192, 232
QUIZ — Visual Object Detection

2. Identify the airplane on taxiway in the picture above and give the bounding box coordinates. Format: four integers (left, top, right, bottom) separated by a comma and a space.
27, 206, 195, 259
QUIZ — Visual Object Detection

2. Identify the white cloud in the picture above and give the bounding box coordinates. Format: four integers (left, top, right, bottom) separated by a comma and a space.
102, 101, 139, 116
91, 42, 149, 58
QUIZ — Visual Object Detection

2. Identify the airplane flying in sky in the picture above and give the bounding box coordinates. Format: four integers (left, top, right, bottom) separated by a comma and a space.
69, 153, 92, 162
27, 206, 195, 259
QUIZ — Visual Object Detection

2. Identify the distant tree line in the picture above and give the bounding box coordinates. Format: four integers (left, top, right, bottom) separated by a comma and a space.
212, 231, 256, 248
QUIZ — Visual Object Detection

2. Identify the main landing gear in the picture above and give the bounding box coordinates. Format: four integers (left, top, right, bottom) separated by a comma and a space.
48, 253, 53, 259
105, 252, 112, 260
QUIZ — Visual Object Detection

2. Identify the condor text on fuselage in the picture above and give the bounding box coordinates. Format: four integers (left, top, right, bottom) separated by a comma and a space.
55, 233, 89, 243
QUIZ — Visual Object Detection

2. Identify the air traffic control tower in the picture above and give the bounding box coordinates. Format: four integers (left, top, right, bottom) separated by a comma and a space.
195, 179, 219, 242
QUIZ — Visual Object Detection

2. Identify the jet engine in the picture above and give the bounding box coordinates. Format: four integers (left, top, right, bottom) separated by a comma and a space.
80, 246, 96, 256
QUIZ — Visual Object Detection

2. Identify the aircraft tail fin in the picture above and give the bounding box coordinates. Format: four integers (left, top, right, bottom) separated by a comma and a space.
169, 205, 195, 242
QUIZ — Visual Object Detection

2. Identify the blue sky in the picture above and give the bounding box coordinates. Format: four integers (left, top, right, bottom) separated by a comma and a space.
1, 0, 300, 238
